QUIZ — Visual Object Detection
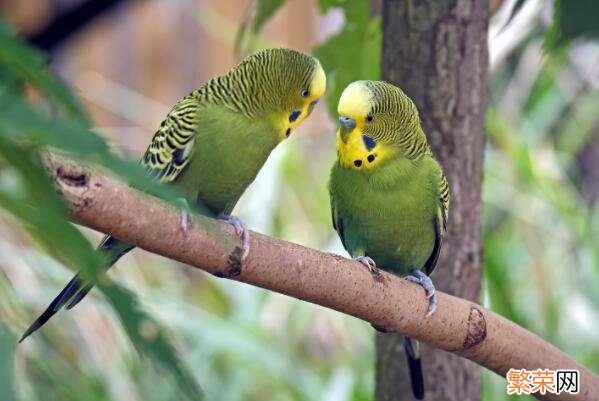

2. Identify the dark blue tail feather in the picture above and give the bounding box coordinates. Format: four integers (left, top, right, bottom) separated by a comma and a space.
19, 236, 133, 342
19, 274, 84, 343
404, 336, 425, 400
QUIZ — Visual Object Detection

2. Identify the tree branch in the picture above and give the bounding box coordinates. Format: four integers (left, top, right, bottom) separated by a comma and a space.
45, 156, 599, 401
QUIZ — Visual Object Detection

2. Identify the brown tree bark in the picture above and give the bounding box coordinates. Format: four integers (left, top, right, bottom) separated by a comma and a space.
377, 1, 489, 401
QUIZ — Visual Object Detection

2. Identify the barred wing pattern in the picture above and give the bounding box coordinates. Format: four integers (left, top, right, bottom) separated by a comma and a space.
142, 95, 200, 183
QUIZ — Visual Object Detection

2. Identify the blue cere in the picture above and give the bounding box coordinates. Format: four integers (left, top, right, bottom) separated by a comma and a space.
289, 110, 301, 122
362, 135, 376, 151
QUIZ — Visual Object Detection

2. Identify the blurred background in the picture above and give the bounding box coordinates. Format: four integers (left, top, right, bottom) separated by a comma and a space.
0, 0, 597, 400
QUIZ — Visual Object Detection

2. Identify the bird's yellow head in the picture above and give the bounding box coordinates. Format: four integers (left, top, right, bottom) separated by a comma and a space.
336, 80, 424, 171
241, 48, 326, 141
279, 56, 326, 140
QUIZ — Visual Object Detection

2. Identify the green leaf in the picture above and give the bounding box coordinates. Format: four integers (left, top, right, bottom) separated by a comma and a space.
0, 18, 205, 398
0, 321, 15, 401
0, 20, 89, 123
544, 0, 599, 51
313, 0, 381, 117
0, 138, 203, 400
0, 86, 194, 206
0, 87, 108, 156
234, 0, 286, 53
0, 138, 102, 272
99, 283, 204, 400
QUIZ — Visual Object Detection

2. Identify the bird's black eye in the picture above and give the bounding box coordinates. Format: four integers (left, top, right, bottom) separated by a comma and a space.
301, 89, 310, 98
366, 114, 375, 123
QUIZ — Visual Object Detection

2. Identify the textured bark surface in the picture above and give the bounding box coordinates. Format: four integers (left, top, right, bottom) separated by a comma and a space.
377, 1, 489, 401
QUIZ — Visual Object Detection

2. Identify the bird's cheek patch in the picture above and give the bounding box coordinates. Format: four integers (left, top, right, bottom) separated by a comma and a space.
289, 110, 301, 123
362, 135, 376, 151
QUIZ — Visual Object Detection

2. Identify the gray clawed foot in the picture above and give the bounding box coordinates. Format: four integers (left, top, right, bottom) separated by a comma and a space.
355, 256, 381, 278
218, 213, 250, 260
406, 269, 437, 317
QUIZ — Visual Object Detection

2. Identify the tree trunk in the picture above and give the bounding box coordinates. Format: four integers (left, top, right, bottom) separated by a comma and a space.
376, 1, 489, 401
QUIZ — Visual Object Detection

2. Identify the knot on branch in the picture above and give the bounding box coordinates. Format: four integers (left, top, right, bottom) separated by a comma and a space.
44, 153, 90, 189
463, 306, 486, 349
213, 247, 243, 278
56, 166, 89, 187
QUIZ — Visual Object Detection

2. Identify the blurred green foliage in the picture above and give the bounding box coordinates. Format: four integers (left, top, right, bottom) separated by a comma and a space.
482, 37, 599, 399
0, 20, 202, 401
0, 321, 16, 401
1, 1, 598, 401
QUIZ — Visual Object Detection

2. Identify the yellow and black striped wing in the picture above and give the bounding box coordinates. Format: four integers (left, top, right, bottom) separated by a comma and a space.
141, 95, 200, 183
438, 172, 450, 234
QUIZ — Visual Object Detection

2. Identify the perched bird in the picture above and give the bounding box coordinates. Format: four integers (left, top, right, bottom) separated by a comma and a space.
328, 81, 449, 399
21, 48, 326, 342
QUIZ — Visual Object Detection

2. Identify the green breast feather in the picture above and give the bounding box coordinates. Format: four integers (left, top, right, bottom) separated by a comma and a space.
330, 154, 447, 276
174, 104, 279, 215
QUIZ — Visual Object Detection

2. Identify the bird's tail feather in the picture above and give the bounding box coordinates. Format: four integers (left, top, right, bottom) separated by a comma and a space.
19, 236, 133, 343
19, 274, 83, 342
65, 283, 94, 310
404, 336, 425, 400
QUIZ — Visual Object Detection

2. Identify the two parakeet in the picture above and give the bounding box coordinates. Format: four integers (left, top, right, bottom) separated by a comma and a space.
21, 48, 326, 341
21, 50, 449, 401
329, 80, 450, 399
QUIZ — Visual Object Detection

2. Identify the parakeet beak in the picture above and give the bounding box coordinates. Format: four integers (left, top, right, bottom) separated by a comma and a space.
339, 116, 356, 130
339, 116, 356, 142
339, 116, 356, 141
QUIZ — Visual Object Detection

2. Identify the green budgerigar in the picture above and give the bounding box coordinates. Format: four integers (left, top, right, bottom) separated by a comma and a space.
21, 48, 326, 341
329, 81, 449, 399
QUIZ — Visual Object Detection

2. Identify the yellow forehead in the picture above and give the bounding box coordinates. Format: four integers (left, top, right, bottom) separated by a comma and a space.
310, 61, 326, 98
337, 82, 372, 118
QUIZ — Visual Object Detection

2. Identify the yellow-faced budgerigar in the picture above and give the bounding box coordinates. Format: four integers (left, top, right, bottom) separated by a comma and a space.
21, 48, 326, 342
328, 81, 449, 400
